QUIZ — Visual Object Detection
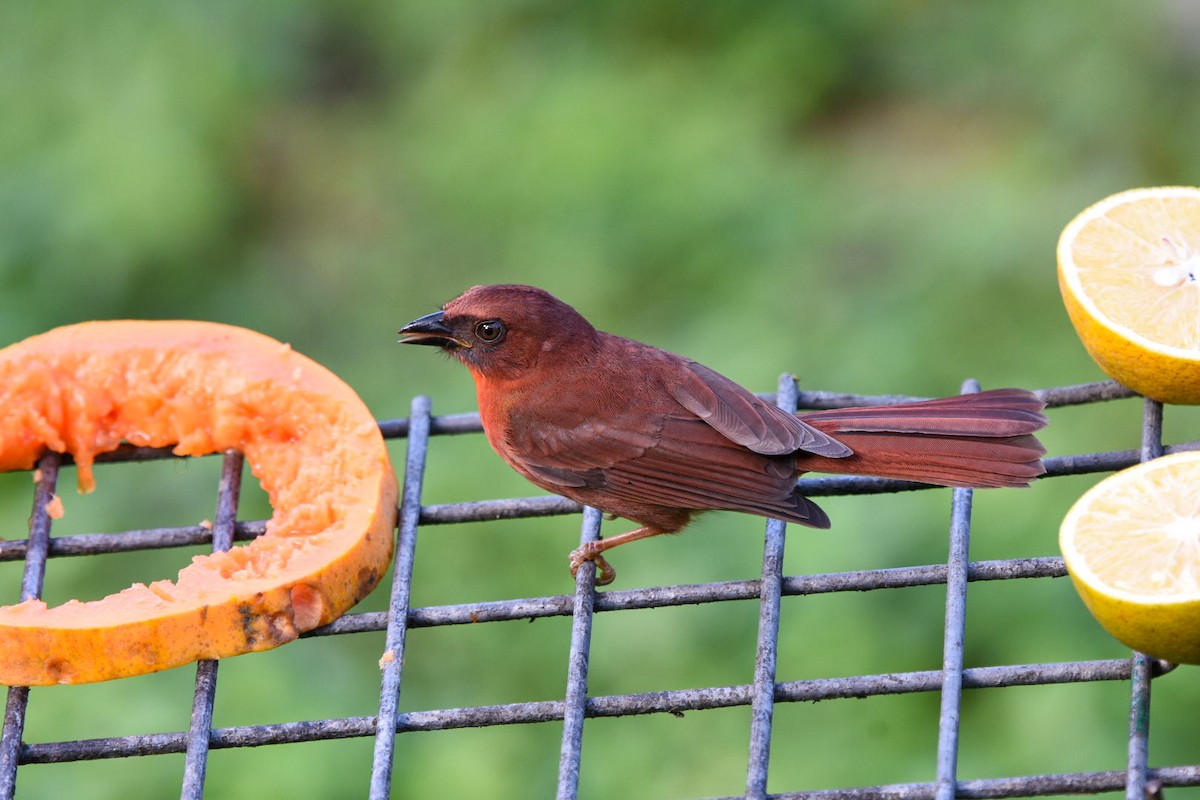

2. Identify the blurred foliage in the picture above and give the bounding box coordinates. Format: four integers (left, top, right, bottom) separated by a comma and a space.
2, 1, 1200, 797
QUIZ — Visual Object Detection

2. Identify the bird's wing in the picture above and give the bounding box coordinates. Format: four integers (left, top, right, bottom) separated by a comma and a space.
670, 362, 851, 457
509, 411, 830, 528
603, 416, 831, 527
503, 409, 659, 489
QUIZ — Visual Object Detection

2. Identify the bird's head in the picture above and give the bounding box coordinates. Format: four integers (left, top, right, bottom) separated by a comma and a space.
398, 284, 599, 382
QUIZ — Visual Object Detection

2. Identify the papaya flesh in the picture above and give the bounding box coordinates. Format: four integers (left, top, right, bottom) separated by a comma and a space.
0, 321, 397, 685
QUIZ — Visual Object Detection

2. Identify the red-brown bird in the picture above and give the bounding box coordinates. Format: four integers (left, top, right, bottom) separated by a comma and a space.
399, 284, 1047, 585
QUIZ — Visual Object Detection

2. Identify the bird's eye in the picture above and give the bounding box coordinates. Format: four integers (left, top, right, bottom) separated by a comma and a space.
474, 319, 506, 343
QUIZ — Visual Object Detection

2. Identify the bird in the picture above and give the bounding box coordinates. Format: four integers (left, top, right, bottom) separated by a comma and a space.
398, 284, 1047, 585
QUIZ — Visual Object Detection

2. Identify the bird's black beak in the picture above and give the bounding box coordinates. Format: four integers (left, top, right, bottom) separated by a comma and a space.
398, 311, 470, 348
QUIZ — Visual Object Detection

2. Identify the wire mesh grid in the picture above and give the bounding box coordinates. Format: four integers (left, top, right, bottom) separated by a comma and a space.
1, 376, 1199, 798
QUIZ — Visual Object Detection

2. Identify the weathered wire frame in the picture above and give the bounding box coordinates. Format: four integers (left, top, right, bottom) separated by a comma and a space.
0, 378, 1197, 799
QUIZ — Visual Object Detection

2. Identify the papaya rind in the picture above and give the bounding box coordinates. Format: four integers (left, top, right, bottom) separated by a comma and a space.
0, 321, 397, 685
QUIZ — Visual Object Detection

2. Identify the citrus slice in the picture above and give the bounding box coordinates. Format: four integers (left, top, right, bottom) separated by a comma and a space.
0, 321, 397, 684
1057, 186, 1200, 403
1059, 451, 1200, 663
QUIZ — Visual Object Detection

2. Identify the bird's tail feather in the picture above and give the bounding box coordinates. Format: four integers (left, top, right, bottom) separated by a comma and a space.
795, 388, 1047, 488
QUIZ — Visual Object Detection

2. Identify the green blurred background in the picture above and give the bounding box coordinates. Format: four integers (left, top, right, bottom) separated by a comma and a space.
2, 1, 1200, 797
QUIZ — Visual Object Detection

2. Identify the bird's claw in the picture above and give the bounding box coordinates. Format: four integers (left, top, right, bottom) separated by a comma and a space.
569, 541, 617, 586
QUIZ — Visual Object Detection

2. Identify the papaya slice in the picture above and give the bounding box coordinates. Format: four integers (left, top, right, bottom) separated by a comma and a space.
0, 321, 397, 685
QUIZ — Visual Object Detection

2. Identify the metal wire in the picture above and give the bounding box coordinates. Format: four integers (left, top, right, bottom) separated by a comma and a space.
1125, 397, 1165, 800
0, 378, 1197, 799
557, 505, 603, 800
745, 373, 799, 800
370, 394, 428, 800
933, 378, 981, 800
0, 452, 58, 799
181, 450, 244, 799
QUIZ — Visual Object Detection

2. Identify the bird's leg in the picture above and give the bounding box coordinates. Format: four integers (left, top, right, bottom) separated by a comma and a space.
568, 525, 664, 586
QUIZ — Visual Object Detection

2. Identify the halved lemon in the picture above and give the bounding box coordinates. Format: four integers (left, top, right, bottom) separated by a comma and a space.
1059, 451, 1200, 663
1058, 186, 1200, 403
